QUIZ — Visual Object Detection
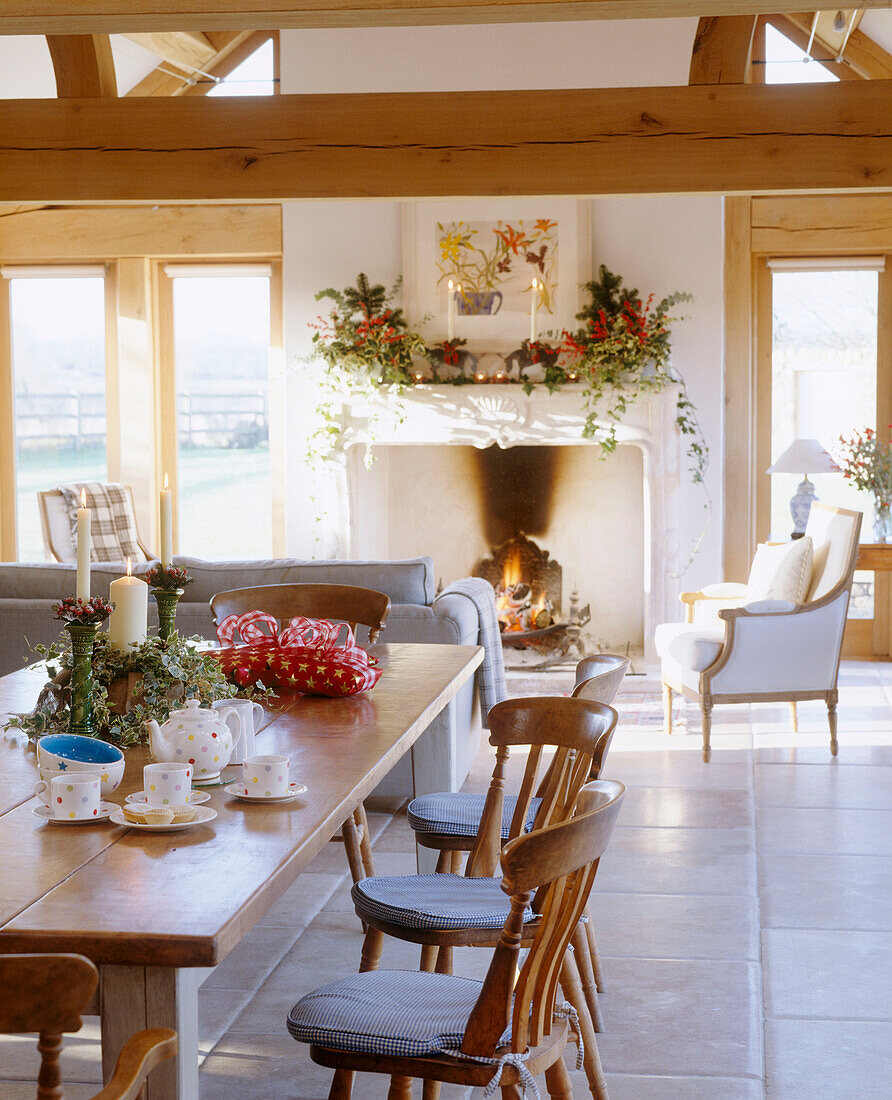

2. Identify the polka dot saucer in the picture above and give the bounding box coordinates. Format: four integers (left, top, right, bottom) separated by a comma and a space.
33, 801, 116, 825
125, 789, 211, 806
223, 781, 307, 804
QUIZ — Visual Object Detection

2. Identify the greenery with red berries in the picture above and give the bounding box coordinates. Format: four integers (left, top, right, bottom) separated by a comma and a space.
145, 563, 193, 591
52, 596, 114, 626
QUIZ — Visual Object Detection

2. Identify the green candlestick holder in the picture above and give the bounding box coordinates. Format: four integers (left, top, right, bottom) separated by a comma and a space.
152, 587, 183, 644
66, 621, 99, 737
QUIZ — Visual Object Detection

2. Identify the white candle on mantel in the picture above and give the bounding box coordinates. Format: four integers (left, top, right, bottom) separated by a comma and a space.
108, 559, 148, 652
160, 473, 173, 568
75, 488, 91, 601
530, 278, 539, 344
446, 279, 455, 341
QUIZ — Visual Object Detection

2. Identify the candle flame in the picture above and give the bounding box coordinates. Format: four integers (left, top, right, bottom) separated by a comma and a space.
448, 278, 453, 291
80, 488, 87, 508
456, 283, 462, 292
126, 557, 132, 578
532, 278, 539, 290
163, 472, 169, 492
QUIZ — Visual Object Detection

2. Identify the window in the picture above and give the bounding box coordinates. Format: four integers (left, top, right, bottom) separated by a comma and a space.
7, 274, 107, 560
170, 270, 273, 559
769, 266, 879, 616
764, 24, 839, 84
208, 38, 275, 97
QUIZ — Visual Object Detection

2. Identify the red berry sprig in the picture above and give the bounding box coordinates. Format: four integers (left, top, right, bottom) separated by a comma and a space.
52, 596, 114, 625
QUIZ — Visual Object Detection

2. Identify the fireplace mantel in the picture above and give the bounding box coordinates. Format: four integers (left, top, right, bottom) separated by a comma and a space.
331, 384, 684, 661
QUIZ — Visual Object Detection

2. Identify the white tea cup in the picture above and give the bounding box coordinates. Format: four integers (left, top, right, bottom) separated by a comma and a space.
143, 762, 193, 806
242, 755, 290, 798
213, 698, 265, 764
37, 774, 101, 821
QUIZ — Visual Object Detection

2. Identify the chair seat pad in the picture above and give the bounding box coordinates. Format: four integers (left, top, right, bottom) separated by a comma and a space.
352, 874, 533, 930
407, 792, 542, 839
654, 622, 724, 672
288, 968, 484, 1056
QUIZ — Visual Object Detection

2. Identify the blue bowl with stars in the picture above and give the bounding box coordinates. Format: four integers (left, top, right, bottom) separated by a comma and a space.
36, 734, 126, 798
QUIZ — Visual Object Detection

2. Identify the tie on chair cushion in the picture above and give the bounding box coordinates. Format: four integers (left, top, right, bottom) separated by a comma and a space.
654, 622, 724, 672
407, 793, 542, 839
287, 969, 484, 1055
352, 874, 534, 930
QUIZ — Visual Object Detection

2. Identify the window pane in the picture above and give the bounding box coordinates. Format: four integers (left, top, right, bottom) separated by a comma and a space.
10, 277, 107, 560
173, 275, 271, 558
764, 24, 838, 84
770, 269, 878, 616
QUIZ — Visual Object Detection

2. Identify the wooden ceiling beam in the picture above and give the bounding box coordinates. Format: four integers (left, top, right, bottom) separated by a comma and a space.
1, 81, 891, 201
689, 16, 757, 84
124, 32, 217, 71
46, 34, 117, 96
4, 0, 892, 35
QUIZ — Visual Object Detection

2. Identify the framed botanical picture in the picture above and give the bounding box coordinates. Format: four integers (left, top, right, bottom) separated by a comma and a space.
401, 199, 591, 349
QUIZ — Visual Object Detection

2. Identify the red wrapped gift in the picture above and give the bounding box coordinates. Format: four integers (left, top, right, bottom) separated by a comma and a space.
213, 611, 381, 697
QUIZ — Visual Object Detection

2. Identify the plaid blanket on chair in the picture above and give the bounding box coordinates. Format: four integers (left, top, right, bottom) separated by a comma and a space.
58, 482, 143, 562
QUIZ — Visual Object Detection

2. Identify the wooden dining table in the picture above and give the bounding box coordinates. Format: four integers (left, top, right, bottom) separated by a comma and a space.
0, 641, 483, 1098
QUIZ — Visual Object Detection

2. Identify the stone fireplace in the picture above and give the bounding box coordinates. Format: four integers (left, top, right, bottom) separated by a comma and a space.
329, 384, 685, 662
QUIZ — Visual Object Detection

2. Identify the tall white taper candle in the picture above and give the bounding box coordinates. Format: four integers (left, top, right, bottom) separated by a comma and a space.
530, 278, 539, 344
75, 488, 91, 600
108, 559, 148, 652
160, 473, 173, 568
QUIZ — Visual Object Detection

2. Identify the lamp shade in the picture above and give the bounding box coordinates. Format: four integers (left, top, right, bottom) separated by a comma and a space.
767, 438, 840, 475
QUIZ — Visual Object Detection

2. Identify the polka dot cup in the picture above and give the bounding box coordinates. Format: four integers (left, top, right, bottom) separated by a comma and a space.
143, 762, 194, 807
242, 755, 290, 798
45, 773, 100, 821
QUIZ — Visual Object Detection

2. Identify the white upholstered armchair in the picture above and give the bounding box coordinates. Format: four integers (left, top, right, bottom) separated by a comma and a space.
656, 503, 862, 760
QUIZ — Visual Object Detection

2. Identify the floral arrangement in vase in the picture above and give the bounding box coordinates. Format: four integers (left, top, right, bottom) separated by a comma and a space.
836, 427, 892, 541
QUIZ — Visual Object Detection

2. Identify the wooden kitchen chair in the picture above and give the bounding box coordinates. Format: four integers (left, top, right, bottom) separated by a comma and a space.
288, 780, 625, 1100
211, 582, 392, 887
0, 953, 176, 1100
351, 697, 618, 1098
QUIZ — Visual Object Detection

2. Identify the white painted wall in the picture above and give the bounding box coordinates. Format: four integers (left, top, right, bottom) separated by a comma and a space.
280, 20, 725, 613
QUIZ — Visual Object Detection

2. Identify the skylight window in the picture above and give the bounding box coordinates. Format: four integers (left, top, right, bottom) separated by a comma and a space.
764, 24, 839, 84
209, 39, 275, 96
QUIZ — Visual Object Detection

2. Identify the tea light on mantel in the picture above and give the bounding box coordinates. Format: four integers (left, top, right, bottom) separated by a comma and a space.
75, 488, 91, 601
108, 559, 148, 652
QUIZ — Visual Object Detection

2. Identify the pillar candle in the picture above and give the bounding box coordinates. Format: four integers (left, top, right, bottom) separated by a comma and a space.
75, 488, 91, 601
447, 279, 455, 341
108, 560, 148, 652
160, 473, 173, 568
530, 278, 539, 344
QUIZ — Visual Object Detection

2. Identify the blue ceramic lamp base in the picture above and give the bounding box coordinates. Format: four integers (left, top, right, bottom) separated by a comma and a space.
790, 476, 818, 540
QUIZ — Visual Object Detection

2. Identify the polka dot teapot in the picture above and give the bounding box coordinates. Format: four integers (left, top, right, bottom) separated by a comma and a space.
145, 699, 243, 782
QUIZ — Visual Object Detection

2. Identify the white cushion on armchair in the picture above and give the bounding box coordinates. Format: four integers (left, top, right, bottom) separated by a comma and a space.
655, 622, 723, 672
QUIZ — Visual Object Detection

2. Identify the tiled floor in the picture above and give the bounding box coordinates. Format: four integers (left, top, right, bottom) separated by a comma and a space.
2, 660, 891, 1098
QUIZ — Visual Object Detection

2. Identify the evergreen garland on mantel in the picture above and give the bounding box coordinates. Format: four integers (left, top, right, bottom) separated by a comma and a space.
308, 268, 708, 487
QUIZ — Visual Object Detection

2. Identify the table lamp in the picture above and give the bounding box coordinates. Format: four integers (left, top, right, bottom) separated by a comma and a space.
768, 438, 840, 539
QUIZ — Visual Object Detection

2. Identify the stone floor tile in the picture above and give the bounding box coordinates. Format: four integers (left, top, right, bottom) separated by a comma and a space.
199, 987, 254, 1051
257, 870, 343, 927
595, 958, 762, 1077
754, 741, 892, 767
618, 786, 753, 829
754, 764, 892, 809
590, 892, 759, 960
763, 929, 892, 1019
759, 854, 892, 930
756, 807, 892, 855
0, 1031, 102, 1085
765, 1018, 892, 1100
602, 1074, 763, 1099
595, 826, 756, 896
606, 749, 752, 790
204, 923, 304, 991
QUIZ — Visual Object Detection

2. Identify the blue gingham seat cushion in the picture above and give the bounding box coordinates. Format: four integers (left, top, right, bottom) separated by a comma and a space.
407, 793, 542, 839
287, 969, 489, 1056
352, 873, 533, 931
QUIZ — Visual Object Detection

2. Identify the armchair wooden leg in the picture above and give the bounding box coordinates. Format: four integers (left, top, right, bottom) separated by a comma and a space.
572, 924, 604, 1033
559, 949, 608, 1099
701, 702, 713, 761
434, 850, 451, 874
341, 815, 365, 885
828, 695, 839, 756
662, 683, 673, 735
420, 944, 439, 972
422, 1075, 442, 1099
790, 701, 799, 734
584, 903, 606, 992
387, 1074, 413, 1099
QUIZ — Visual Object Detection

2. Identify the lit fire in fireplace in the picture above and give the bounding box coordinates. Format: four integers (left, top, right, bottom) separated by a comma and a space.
494, 547, 554, 634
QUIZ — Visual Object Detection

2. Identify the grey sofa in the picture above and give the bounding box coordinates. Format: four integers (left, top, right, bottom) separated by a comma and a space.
0, 555, 499, 796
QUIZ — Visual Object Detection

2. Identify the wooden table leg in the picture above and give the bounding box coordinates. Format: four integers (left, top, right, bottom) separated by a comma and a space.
100, 964, 203, 1099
